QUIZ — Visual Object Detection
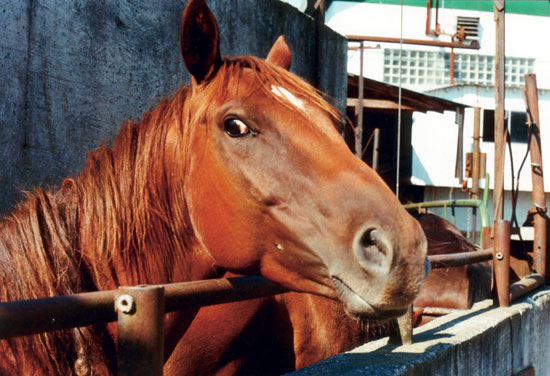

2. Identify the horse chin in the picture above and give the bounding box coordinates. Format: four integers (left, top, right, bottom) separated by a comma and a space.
331, 276, 409, 320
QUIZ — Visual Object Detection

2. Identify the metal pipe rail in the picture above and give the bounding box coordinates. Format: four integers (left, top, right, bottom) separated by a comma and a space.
429, 248, 493, 269
404, 199, 490, 228
0, 237, 544, 374
0, 276, 286, 340
0, 250, 542, 340
0, 246, 522, 340
404, 199, 490, 247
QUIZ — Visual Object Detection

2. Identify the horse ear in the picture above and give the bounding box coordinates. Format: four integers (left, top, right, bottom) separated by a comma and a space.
266, 35, 292, 70
180, 0, 222, 84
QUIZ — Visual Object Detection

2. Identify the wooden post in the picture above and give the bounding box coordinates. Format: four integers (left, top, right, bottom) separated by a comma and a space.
524, 74, 548, 284
493, 0, 506, 222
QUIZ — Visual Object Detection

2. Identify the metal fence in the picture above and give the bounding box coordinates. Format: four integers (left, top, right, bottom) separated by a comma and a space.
1, 75, 547, 376
0, 198, 544, 374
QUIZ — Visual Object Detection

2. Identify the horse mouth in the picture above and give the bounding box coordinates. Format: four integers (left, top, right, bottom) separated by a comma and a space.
331, 276, 409, 320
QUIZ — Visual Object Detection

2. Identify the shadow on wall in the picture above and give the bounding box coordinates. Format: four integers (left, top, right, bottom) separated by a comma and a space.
411, 148, 433, 186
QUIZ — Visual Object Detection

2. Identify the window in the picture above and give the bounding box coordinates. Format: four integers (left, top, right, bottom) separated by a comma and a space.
482, 109, 528, 143
509, 112, 528, 143
383, 49, 449, 87
383, 49, 534, 88
482, 109, 494, 142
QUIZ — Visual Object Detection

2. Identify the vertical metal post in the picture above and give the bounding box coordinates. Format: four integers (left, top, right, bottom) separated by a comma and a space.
493, 0, 506, 222
425, 0, 432, 35
454, 107, 465, 182
372, 128, 380, 172
493, 220, 510, 307
355, 41, 364, 159
450, 48, 455, 85
117, 285, 165, 376
524, 74, 548, 284
471, 107, 481, 244
472, 107, 481, 196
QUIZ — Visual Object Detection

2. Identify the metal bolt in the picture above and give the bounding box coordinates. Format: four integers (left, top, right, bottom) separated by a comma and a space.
116, 294, 135, 314
496, 252, 504, 261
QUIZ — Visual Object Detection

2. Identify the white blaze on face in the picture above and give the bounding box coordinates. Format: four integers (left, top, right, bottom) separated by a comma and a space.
271, 85, 305, 112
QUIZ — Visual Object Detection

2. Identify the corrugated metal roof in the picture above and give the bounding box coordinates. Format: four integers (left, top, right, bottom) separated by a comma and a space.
348, 74, 468, 113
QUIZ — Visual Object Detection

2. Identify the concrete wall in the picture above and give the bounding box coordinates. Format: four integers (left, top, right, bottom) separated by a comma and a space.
292, 287, 550, 375
0, 0, 347, 214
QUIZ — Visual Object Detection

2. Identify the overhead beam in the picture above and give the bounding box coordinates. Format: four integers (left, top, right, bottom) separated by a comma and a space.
347, 35, 480, 49
347, 98, 415, 111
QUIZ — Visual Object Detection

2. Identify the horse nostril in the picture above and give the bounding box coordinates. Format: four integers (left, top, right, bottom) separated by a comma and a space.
359, 229, 387, 256
354, 228, 392, 275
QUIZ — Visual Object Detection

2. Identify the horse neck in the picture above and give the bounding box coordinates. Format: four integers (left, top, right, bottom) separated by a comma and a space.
73, 87, 220, 290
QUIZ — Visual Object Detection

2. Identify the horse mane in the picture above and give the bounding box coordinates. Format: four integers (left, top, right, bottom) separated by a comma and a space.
0, 86, 194, 375
0, 55, 342, 375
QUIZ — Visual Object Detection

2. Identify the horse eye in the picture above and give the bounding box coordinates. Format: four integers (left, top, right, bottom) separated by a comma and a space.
224, 118, 251, 137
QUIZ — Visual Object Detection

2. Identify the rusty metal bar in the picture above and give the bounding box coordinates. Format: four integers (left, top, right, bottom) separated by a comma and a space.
494, 220, 511, 307
524, 74, 548, 284
472, 107, 481, 196
404, 199, 490, 246
428, 249, 493, 269
435, 0, 439, 31
471, 107, 482, 244
425, 0, 432, 35
404, 200, 490, 227
117, 285, 165, 376
493, 0, 506, 222
346, 35, 480, 49
0, 290, 116, 339
510, 274, 544, 302
0, 276, 287, 340
163, 276, 286, 313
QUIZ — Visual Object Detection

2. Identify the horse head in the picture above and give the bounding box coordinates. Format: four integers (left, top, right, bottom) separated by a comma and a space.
175, 0, 428, 319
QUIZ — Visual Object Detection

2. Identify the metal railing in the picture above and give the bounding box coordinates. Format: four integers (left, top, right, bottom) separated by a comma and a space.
403, 198, 490, 246
0, 200, 546, 374
1, 239, 544, 375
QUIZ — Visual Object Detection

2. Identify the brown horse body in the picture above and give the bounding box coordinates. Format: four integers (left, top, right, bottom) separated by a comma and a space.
164, 214, 491, 375
0, 1, 428, 374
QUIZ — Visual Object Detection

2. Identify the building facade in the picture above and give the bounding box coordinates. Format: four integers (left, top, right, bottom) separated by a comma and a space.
327, 0, 550, 230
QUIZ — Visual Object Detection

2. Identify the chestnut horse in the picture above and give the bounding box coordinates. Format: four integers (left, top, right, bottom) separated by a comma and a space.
0, 0, 428, 374
164, 214, 491, 375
